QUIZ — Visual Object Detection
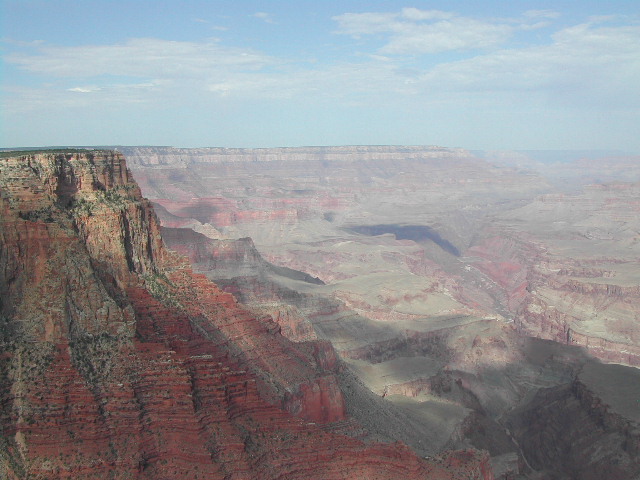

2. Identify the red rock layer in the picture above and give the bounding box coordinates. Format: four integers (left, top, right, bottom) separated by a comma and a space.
465, 235, 535, 313
465, 229, 640, 367
0, 152, 493, 479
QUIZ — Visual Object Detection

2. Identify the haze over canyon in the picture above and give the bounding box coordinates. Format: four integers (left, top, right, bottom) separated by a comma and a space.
0, 145, 639, 479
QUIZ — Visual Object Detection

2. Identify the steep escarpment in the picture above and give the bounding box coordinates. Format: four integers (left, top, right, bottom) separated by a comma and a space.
158, 220, 522, 475
120, 145, 640, 479
122, 147, 640, 371
0, 151, 493, 479
160, 226, 321, 343
508, 361, 640, 479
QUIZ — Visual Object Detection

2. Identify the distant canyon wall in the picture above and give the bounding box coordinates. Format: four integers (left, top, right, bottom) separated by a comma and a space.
122, 146, 640, 368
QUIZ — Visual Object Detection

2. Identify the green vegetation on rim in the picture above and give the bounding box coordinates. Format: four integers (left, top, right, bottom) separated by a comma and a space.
142, 272, 182, 309
0, 148, 111, 159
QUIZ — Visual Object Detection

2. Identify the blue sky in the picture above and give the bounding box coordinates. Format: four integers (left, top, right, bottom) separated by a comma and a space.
2, 1, 639, 151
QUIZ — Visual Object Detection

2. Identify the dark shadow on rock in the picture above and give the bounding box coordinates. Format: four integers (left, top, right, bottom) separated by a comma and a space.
346, 224, 461, 256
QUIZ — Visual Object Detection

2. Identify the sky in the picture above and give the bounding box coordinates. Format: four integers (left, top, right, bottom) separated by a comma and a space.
1, 0, 639, 151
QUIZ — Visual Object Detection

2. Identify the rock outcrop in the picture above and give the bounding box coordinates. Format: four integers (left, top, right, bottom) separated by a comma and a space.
0, 151, 493, 479
160, 226, 321, 343
508, 361, 640, 479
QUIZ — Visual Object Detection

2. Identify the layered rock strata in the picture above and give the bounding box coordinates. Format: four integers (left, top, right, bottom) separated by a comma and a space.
120, 146, 640, 479
0, 151, 493, 479
465, 183, 640, 367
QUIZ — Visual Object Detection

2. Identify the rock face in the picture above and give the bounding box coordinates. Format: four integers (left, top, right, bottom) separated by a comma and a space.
123, 147, 640, 371
508, 362, 640, 480
120, 145, 640, 479
160, 226, 321, 344
0, 151, 495, 479
465, 183, 640, 367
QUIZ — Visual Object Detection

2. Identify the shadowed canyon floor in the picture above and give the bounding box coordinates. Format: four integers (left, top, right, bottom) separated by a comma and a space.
121, 145, 640, 479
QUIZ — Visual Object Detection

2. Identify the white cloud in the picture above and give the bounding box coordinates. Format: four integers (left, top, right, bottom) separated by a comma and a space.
4, 14, 639, 114
332, 12, 398, 37
7, 38, 276, 79
326, 10, 640, 108
400, 8, 454, 21
333, 8, 516, 54
383, 17, 513, 54
253, 12, 275, 24
518, 21, 553, 31
413, 22, 640, 106
68, 86, 101, 93
523, 10, 561, 19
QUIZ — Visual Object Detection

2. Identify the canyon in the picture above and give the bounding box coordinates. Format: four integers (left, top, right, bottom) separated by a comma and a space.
118, 145, 640, 479
0, 151, 495, 479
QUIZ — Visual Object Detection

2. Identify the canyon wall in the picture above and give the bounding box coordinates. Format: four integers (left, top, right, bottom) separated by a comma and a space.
465, 183, 640, 367
120, 145, 640, 479
0, 151, 494, 479
508, 361, 640, 479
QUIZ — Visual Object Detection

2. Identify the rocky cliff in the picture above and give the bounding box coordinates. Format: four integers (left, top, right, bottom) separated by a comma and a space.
122, 146, 640, 370
160, 227, 321, 344
508, 361, 640, 479
0, 151, 494, 479
119, 145, 640, 479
